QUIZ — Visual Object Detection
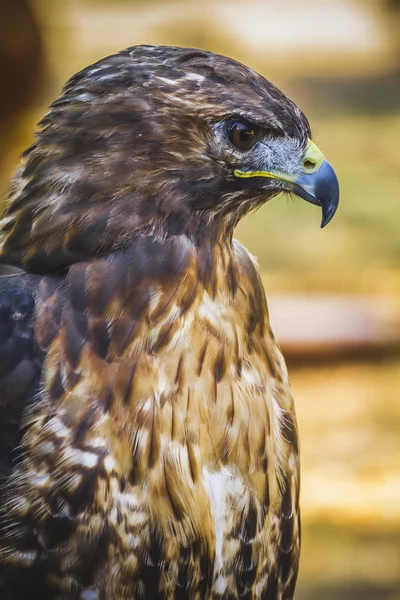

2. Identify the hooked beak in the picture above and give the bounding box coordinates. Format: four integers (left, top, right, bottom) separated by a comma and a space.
234, 139, 339, 227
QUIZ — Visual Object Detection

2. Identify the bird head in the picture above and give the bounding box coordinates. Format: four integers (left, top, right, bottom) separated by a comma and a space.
0, 45, 339, 272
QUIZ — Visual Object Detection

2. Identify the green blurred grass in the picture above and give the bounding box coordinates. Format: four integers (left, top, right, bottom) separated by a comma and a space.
298, 522, 400, 600
292, 359, 400, 599
297, 518, 400, 600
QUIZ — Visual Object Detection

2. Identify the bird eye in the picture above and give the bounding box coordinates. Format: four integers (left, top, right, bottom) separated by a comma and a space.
227, 120, 258, 151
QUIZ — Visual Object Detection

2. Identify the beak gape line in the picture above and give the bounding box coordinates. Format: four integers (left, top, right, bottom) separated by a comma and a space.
234, 138, 339, 227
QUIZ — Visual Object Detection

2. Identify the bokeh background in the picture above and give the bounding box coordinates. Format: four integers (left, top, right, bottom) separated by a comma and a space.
0, 0, 399, 598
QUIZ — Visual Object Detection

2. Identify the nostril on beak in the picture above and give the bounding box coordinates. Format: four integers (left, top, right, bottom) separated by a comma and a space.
303, 159, 317, 171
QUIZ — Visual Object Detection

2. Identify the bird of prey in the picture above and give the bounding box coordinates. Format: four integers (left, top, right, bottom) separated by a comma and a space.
0, 46, 339, 600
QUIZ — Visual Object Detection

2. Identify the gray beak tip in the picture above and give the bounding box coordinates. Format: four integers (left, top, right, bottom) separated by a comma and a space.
294, 159, 340, 228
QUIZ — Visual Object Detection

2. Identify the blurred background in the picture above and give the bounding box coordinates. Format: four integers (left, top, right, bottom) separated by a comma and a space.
0, 0, 399, 597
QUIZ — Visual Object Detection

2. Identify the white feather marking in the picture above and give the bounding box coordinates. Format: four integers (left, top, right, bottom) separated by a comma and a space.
203, 467, 245, 576
63, 447, 99, 469
156, 76, 179, 86
185, 73, 205, 83
104, 455, 115, 472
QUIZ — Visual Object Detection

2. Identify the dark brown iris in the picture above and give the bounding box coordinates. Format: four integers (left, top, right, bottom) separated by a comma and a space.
228, 120, 258, 151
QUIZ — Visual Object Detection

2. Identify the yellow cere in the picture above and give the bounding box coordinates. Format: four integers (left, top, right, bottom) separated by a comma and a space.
302, 139, 325, 173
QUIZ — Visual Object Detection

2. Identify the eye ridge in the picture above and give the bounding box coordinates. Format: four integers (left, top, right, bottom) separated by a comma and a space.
227, 119, 259, 151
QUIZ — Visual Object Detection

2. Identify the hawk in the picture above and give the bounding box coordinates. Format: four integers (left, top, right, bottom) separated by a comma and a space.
0, 46, 339, 599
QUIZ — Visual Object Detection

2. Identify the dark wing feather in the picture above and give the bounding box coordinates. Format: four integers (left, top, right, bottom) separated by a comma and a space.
0, 273, 61, 491
0, 274, 41, 485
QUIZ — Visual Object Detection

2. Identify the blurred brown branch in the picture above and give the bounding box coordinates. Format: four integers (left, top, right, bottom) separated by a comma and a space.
0, 0, 44, 164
